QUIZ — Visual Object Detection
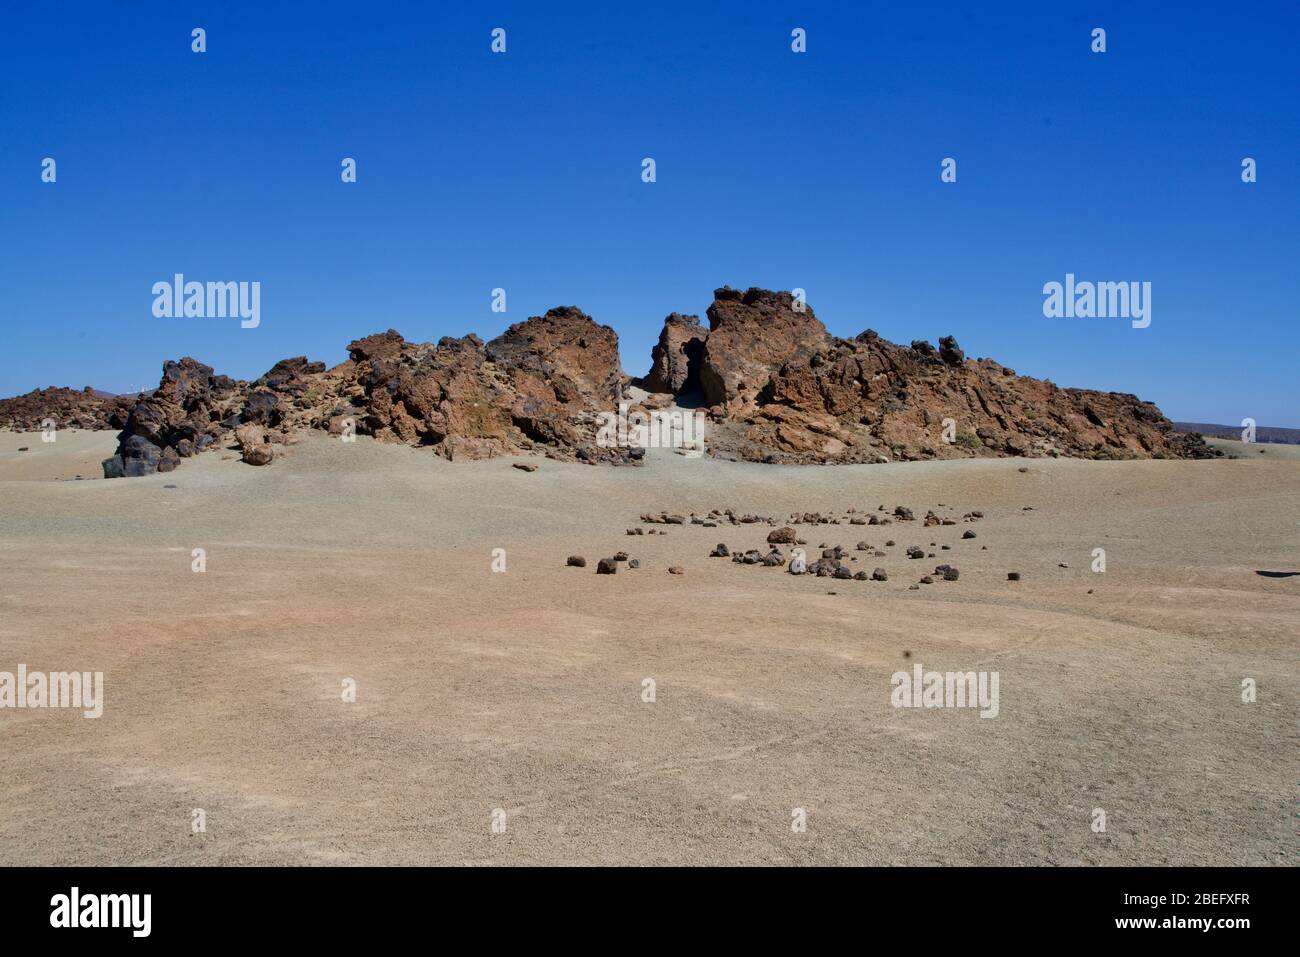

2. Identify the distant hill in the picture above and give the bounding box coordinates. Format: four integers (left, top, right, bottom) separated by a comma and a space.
1175, 423, 1300, 444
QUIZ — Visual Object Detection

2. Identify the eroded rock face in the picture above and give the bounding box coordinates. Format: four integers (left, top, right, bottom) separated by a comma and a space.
658, 288, 1213, 464
698, 288, 831, 407
642, 313, 708, 396
348, 307, 629, 463
91, 306, 635, 477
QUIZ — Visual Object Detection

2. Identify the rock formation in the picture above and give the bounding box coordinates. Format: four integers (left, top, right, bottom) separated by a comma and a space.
667, 287, 1213, 464
96, 306, 634, 477
0, 386, 135, 431
0, 285, 1215, 478
642, 313, 707, 396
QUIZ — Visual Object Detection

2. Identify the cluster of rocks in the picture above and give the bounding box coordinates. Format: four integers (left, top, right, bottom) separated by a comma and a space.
94, 307, 643, 478
3, 285, 1217, 478
99, 357, 306, 478
711, 536, 963, 586
566, 554, 682, 575
577, 504, 1065, 589
691, 505, 990, 587
638, 504, 985, 534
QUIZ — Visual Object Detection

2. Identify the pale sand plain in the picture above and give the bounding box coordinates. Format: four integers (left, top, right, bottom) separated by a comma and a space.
0, 429, 1295, 865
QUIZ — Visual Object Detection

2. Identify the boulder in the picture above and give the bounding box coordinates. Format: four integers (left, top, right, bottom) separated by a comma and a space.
235, 425, 274, 466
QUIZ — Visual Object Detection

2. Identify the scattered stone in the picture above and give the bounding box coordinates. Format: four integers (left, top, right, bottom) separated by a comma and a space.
853, 570, 869, 580
597, 558, 618, 574
668, 566, 684, 575
962, 530, 976, 539
512, 462, 538, 472
906, 546, 924, 559
1007, 572, 1021, 581
919, 575, 934, 584
566, 556, 587, 567
833, 567, 853, 580
709, 544, 730, 557
629, 559, 641, 569
789, 552, 808, 574
767, 526, 798, 544
872, 567, 888, 581
613, 551, 629, 562
894, 506, 915, 521
1058, 562, 1069, 568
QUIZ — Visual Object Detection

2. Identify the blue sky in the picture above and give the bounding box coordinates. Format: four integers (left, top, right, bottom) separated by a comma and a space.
2, 1, 1296, 424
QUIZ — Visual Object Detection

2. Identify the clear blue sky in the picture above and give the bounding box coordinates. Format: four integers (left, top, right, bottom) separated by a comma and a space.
2, 1, 1296, 424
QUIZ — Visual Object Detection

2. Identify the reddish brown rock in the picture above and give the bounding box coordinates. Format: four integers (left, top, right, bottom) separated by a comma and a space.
647, 289, 1213, 465
698, 287, 830, 407
235, 424, 273, 466
642, 313, 708, 395
0, 386, 136, 431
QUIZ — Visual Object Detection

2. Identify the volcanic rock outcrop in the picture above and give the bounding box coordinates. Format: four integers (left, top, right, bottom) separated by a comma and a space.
0, 386, 135, 432
96, 306, 633, 477
698, 288, 829, 408
642, 313, 708, 396
1, 285, 1214, 478
661, 287, 1213, 464
346, 306, 627, 462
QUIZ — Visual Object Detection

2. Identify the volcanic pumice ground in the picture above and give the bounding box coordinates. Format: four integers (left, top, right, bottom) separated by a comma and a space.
0, 431, 1294, 864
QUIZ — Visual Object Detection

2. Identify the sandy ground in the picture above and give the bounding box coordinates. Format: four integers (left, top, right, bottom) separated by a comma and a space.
0, 429, 1295, 865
